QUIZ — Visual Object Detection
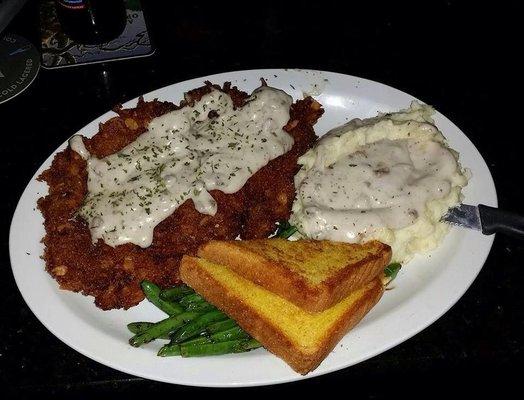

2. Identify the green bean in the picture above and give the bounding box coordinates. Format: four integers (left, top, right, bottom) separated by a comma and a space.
205, 319, 238, 334
179, 293, 205, 307
180, 339, 262, 357
141, 281, 184, 316
127, 321, 154, 334
182, 326, 250, 346
129, 311, 201, 347
159, 285, 194, 302
158, 327, 251, 356
127, 322, 171, 339
384, 263, 402, 280
157, 343, 181, 357
171, 310, 228, 343
183, 301, 217, 312
276, 220, 298, 239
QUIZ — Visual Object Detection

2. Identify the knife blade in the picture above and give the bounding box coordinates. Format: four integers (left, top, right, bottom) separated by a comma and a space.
442, 204, 524, 240
442, 204, 481, 231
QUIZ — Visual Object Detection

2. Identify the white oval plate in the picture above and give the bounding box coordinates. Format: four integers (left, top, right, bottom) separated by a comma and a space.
9, 69, 497, 387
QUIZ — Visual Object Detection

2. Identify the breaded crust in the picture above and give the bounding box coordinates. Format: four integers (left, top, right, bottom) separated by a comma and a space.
180, 256, 384, 374
37, 82, 323, 310
198, 239, 391, 312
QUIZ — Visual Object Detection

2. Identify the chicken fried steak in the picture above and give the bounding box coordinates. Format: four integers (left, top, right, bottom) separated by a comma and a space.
38, 82, 323, 310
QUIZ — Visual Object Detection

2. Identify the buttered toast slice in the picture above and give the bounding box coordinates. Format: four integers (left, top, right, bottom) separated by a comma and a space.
180, 256, 384, 375
198, 239, 391, 312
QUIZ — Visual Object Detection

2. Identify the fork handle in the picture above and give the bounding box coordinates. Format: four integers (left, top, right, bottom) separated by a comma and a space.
478, 204, 524, 240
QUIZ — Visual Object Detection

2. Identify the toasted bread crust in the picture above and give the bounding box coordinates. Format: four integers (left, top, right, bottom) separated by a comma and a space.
180, 256, 384, 374
198, 239, 391, 312
322, 244, 391, 309
198, 241, 325, 308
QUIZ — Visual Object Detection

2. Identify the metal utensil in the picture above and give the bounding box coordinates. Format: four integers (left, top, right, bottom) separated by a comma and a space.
442, 204, 524, 240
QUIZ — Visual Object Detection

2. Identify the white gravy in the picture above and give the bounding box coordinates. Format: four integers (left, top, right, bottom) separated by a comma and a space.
294, 132, 460, 242
70, 86, 294, 248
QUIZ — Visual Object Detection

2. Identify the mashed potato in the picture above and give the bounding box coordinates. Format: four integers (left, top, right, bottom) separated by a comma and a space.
291, 102, 469, 263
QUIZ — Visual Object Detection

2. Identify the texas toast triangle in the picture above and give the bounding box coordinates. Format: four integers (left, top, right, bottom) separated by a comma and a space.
180, 255, 384, 375
198, 238, 391, 312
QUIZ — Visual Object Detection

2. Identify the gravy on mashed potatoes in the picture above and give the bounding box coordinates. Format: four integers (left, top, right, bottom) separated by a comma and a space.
291, 102, 469, 263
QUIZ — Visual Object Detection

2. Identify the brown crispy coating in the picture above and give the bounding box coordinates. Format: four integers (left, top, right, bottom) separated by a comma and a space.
37, 83, 324, 310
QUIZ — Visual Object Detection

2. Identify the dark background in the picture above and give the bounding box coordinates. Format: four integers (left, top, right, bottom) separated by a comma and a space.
1, 0, 523, 398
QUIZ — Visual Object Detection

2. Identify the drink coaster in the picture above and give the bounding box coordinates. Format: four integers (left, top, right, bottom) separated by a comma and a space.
40, 0, 154, 69
0, 34, 40, 104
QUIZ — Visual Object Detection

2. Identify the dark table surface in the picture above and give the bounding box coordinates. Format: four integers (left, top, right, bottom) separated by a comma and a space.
1, 1, 523, 397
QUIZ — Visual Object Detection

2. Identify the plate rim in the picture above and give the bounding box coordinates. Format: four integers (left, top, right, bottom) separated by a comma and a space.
9, 68, 497, 387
